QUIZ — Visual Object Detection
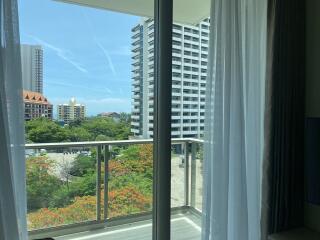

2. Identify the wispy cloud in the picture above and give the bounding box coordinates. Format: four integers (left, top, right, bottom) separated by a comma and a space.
105, 87, 113, 94
85, 98, 131, 115
50, 97, 129, 105
94, 38, 117, 76
110, 45, 131, 56
85, 98, 130, 105
46, 80, 111, 94
28, 35, 88, 74
81, 11, 117, 76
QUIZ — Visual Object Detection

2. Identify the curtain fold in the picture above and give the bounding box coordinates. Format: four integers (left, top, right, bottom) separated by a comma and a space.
263, 0, 306, 234
0, 0, 27, 239
202, 0, 267, 239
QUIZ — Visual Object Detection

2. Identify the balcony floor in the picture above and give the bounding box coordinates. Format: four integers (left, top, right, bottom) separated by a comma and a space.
56, 213, 201, 240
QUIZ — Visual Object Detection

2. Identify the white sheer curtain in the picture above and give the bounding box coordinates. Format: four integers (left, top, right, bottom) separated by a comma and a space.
0, 0, 27, 239
202, 0, 267, 239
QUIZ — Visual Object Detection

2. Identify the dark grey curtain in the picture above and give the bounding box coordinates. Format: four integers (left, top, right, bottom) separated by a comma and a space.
262, 0, 306, 235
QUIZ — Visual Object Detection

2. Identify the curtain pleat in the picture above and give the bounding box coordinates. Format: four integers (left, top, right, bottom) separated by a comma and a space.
0, 0, 27, 239
263, 0, 305, 235
202, 0, 267, 239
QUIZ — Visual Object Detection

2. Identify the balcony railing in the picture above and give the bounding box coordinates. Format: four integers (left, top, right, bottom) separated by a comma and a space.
25, 138, 203, 239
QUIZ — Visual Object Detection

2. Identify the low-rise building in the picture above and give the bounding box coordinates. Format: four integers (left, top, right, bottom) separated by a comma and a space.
98, 112, 120, 122
23, 90, 52, 121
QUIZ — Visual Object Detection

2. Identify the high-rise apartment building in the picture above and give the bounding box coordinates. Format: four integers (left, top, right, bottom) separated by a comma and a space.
57, 98, 86, 123
131, 18, 209, 139
20, 44, 43, 93
23, 90, 52, 121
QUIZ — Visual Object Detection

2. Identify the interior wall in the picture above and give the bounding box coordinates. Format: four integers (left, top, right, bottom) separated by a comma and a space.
305, 0, 320, 232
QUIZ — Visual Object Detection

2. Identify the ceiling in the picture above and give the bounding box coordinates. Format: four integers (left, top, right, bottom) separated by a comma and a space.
55, 0, 211, 25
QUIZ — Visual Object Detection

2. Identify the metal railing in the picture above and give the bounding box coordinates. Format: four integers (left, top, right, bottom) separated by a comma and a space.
26, 138, 203, 239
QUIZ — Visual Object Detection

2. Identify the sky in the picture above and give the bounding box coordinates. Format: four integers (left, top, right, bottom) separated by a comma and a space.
18, 0, 140, 116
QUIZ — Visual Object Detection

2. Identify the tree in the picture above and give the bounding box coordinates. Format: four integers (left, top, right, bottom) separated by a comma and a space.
56, 156, 73, 190
25, 116, 132, 144
26, 156, 62, 210
119, 112, 131, 123
81, 117, 116, 139
67, 127, 92, 142
70, 154, 96, 177
28, 186, 151, 230
26, 118, 70, 143
81, 117, 131, 140
27, 144, 154, 230
49, 173, 96, 208
25, 117, 152, 229
95, 134, 111, 141
68, 119, 83, 128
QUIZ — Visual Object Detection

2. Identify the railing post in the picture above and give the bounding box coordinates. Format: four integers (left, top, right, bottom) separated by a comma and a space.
184, 141, 190, 206
103, 145, 110, 220
96, 145, 102, 221
190, 141, 196, 208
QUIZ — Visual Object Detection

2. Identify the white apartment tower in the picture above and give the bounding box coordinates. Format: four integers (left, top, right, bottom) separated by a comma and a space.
57, 98, 86, 124
20, 44, 43, 93
131, 18, 210, 139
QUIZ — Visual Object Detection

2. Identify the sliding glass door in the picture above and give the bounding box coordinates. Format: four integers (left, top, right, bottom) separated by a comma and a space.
19, 0, 211, 239
169, 2, 210, 239
19, 0, 158, 238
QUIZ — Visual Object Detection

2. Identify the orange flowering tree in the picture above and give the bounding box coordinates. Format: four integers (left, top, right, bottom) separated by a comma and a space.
28, 186, 151, 230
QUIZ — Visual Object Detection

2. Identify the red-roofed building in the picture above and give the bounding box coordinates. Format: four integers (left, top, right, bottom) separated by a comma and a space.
23, 90, 53, 121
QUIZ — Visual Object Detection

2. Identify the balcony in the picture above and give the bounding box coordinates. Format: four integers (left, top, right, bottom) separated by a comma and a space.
26, 138, 203, 240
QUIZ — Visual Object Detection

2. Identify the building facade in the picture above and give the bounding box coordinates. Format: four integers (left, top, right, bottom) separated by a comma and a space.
131, 18, 209, 139
21, 44, 43, 94
57, 98, 86, 123
23, 90, 52, 121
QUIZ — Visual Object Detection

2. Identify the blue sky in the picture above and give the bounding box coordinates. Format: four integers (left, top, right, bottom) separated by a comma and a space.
18, 0, 139, 116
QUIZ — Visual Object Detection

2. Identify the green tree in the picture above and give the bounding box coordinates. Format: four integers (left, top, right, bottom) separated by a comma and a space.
49, 173, 96, 208
119, 112, 131, 123
25, 116, 132, 143
68, 119, 83, 128
70, 154, 96, 177
26, 156, 62, 210
117, 145, 140, 161
26, 118, 70, 143
67, 127, 92, 142
95, 134, 111, 141
81, 117, 131, 140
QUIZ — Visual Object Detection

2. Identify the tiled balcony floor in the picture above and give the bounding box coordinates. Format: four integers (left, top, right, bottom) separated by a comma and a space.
55, 213, 201, 240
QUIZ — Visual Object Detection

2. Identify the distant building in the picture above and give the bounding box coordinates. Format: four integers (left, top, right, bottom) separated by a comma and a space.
57, 97, 86, 123
20, 44, 43, 93
98, 112, 120, 122
23, 90, 52, 121
131, 18, 209, 138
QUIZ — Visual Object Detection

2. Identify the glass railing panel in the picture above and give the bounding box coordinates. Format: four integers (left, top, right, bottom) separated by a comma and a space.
191, 142, 204, 211
25, 139, 202, 235
171, 143, 186, 208
26, 146, 98, 230
103, 143, 153, 219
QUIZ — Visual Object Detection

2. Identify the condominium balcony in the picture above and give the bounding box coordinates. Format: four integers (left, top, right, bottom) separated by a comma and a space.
26, 138, 203, 240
